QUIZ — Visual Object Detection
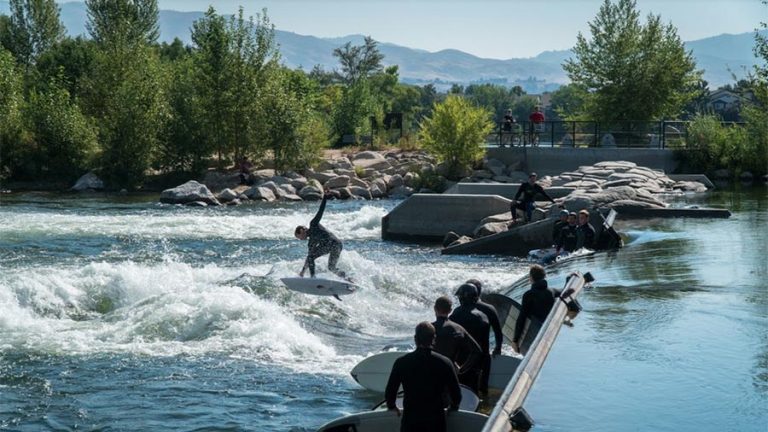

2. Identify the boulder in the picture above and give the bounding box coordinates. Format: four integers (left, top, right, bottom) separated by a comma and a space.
601, 179, 634, 189
245, 186, 277, 202
448, 235, 474, 248
270, 176, 292, 186
506, 171, 531, 183
71, 172, 104, 191
202, 170, 241, 192
484, 158, 506, 177
672, 181, 708, 193
290, 176, 308, 190
577, 167, 614, 178
334, 168, 357, 178
350, 186, 372, 200
713, 169, 731, 180
333, 157, 354, 170
279, 184, 297, 195
404, 172, 420, 188
370, 182, 387, 198
335, 187, 353, 200
389, 185, 414, 198
349, 177, 369, 188
740, 171, 754, 182
442, 231, 461, 248
225, 199, 241, 206
260, 181, 284, 198
307, 170, 337, 184
388, 174, 404, 190
160, 181, 220, 205
299, 185, 323, 201
281, 194, 303, 202
607, 199, 664, 210
359, 168, 377, 178
325, 175, 351, 189
472, 170, 494, 179
352, 151, 392, 170
473, 221, 509, 238
217, 188, 238, 202
593, 161, 636, 171
479, 212, 513, 225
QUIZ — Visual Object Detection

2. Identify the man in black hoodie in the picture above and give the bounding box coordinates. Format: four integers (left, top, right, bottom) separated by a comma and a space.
385, 322, 462, 432
449, 283, 490, 393
513, 265, 560, 354
295, 192, 346, 279
511, 172, 556, 223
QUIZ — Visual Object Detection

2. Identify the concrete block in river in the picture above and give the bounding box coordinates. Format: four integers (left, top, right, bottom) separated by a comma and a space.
381, 194, 513, 241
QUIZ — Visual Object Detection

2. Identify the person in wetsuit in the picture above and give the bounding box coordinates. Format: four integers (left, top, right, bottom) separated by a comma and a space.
576, 209, 596, 249
432, 296, 482, 378
511, 172, 555, 223
555, 212, 578, 254
449, 283, 490, 393
295, 193, 346, 279
464, 278, 502, 394
385, 322, 462, 432
513, 265, 560, 354
552, 209, 570, 245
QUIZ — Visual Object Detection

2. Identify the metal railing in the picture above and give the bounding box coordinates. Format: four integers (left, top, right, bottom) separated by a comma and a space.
487, 120, 746, 149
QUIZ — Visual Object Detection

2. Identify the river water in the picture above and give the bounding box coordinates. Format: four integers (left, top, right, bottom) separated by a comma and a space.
0, 187, 765, 431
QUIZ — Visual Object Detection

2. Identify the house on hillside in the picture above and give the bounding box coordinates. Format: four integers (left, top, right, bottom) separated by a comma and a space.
707, 87, 756, 121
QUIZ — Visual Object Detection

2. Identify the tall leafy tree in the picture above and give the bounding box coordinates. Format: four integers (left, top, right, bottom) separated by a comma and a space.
563, 0, 701, 124
0, 48, 25, 179
84, 0, 168, 188
4, 0, 66, 67
333, 36, 383, 85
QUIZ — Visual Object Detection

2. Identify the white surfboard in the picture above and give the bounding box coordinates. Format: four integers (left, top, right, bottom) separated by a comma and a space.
352, 351, 521, 392
280, 277, 359, 298
372, 384, 480, 412
316, 409, 488, 432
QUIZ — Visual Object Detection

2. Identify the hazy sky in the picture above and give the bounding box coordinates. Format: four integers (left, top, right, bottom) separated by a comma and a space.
85, 0, 768, 58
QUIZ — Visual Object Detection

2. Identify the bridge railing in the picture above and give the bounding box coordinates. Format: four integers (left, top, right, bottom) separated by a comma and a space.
487, 120, 745, 149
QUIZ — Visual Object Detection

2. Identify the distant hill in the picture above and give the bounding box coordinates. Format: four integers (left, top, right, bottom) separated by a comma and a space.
1, 1, 764, 90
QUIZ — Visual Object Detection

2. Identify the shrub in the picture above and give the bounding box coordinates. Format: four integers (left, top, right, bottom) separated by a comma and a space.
419, 95, 493, 179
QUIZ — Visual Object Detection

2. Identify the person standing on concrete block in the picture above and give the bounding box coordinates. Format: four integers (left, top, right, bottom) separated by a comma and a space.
511, 172, 555, 223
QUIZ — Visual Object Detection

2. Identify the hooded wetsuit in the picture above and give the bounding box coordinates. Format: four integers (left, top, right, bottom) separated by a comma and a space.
449, 304, 490, 392
513, 279, 560, 346
432, 316, 482, 375
304, 195, 342, 277
385, 347, 461, 432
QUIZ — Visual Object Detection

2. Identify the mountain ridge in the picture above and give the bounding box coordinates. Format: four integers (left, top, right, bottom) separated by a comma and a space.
1, 1, 763, 90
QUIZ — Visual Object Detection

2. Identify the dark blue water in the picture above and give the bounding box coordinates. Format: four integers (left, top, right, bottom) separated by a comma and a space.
1, 187, 766, 431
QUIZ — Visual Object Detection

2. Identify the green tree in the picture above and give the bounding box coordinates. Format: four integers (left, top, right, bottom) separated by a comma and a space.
548, 83, 588, 120
419, 95, 493, 179
563, 0, 701, 124
34, 36, 97, 97
333, 36, 384, 84
4, 0, 66, 67
0, 48, 25, 179
84, 0, 168, 188
262, 68, 328, 173
464, 83, 521, 122
26, 77, 98, 180
160, 55, 206, 172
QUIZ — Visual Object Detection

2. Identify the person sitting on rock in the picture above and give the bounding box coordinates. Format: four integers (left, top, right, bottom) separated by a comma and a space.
576, 209, 596, 249
238, 156, 254, 185
511, 172, 555, 223
295, 191, 347, 279
552, 209, 570, 246
555, 212, 578, 254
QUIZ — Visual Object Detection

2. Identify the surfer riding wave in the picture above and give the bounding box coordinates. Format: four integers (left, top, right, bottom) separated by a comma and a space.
295, 191, 349, 280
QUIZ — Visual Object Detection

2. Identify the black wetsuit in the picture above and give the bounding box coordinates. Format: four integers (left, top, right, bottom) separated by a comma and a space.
552, 219, 568, 245
385, 347, 461, 432
449, 304, 490, 393
557, 224, 578, 252
512, 182, 555, 221
513, 279, 560, 345
304, 195, 342, 277
474, 300, 502, 393
576, 222, 596, 249
432, 316, 482, 375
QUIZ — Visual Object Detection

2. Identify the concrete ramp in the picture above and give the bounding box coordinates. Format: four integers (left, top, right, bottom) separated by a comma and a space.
381, 194, 512, 241
444, 183, 575, 200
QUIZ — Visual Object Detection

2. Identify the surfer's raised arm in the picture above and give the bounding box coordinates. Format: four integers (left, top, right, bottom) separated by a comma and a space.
310, 193, 328, 227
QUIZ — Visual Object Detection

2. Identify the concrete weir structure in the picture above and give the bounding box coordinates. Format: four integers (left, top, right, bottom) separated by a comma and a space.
486, 147, 679, 175
444, 183, 575, 200
381, 194, 511, 241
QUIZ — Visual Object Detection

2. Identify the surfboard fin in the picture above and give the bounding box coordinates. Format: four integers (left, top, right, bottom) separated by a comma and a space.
334, 294, 343, 301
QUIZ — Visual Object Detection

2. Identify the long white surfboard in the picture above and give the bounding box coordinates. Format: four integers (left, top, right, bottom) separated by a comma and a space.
280, 277, 359, 298
316, 409, 488, 432
351, 351, 521, 393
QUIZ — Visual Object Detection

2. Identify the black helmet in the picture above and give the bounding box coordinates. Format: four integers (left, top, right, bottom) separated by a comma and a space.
455, 283, 478, 302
